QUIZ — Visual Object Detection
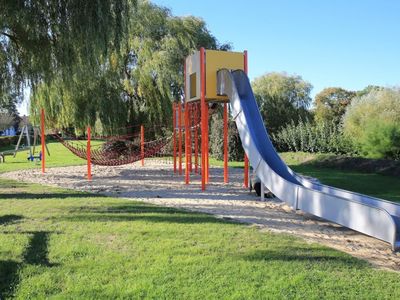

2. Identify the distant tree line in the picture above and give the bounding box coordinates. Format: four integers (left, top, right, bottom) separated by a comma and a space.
210, 70, 399, 161
266, 78, 399, 160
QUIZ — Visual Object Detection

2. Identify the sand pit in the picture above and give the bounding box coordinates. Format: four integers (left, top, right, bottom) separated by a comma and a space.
2, 160, 400, 271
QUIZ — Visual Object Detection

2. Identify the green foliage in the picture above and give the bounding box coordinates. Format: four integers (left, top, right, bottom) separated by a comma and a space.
272, 119, 353, 154
209, 106, 244, 161
29, 1, 226, 134
0, 0, 136, 108
252, 72, 313, 134
356, 118, 400, 160
0, 112, 14, 131
355, 85, 384, 98
30, 71, 127, 134
343, 88, 400, 159
314, 87, 355, 125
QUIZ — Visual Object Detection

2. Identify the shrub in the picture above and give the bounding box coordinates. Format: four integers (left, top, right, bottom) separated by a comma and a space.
359, 121, 400, 159
271, 119, 353, 154
342, 88, 400, 160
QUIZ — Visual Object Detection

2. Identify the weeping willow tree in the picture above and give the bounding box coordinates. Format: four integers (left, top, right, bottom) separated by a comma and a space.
0, 0, 135, 113
119, 2, 229, 133
29, 1, 230, 134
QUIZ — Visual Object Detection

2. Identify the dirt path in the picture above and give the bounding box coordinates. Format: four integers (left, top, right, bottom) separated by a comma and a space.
2, 161, 400, 271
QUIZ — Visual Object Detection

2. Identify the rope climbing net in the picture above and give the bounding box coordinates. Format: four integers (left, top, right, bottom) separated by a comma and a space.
54, 126, 172, 166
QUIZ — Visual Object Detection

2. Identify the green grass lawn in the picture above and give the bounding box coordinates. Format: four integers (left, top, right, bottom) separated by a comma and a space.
279, 152, 400, 203
0, 141, 98, 173
1, 178, 400, 299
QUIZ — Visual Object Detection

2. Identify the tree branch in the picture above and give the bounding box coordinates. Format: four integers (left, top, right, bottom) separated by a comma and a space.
0, 31, 20, 48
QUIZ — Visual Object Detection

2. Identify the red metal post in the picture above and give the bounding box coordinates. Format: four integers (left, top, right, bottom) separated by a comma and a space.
178, 102, 183, 175
194, 103, 199, 174
173, 102, 177, 173
205, 102, 209, 184
141, 124, 144, 166
40, 108, 45, 174
185, 102, 190, 184
243, 50, 249, 188
223, 103, 229, 183
188, 103, 192, 173
87, 126, 92, 181
200, 47, 206, 190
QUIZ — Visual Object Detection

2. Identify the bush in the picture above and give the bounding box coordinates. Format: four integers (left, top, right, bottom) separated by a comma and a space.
271, 119, 353, 154
359, 121, 400, 159
342, 88, 400, 160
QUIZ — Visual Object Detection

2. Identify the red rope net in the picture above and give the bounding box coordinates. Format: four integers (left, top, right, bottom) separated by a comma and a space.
54, 132, 171, 166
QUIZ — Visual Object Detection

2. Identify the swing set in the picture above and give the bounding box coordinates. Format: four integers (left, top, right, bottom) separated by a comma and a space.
0, 109, 48, 165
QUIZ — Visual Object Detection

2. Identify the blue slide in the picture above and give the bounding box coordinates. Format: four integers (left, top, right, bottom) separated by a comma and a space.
217, 69, 400, 251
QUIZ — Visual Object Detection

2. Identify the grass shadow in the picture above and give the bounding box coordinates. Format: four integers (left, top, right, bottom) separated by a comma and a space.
0, 260, 20, 299
241, 247, 368, 268
23, 231, 56, 267
0, 193, 106, 200
0, 231, 58, 298
64, 203, 239, 225
69, 204, 196, 215
60, 213, 235, 225
0, 180, 32, 189
0, 215, 23, 226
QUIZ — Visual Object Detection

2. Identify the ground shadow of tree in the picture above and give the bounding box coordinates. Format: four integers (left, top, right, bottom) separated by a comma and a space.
0, 215, 23, 226
0, 231, 58, 298
63, 202, 241, 225
240, 246, 369, 269
0, 260, 20, 299
0, 193, 106, 200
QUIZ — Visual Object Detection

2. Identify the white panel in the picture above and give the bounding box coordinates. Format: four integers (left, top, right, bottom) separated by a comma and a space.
185, 51, 201, 102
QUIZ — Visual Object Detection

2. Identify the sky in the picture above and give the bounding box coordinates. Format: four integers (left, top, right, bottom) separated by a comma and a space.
18, 0, 400, 115
153, 0, 400, 96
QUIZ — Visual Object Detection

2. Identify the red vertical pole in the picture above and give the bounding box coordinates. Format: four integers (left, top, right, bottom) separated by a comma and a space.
173, 102, 177, 173
200, 47, 206, 190
188, 103, 192, 173
40, 108, 45, 174
185, 102, 190, 184
194, 103, 199, 174
243, 50, 249, 188
87, 126, 92, 181
178, 102, 183, 175
223, 103, 229, 183
141, 125, 144, 166
205, 102, 209, 184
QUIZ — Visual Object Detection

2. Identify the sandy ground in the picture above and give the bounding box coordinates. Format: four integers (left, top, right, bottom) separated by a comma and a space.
2, 160, 400, 271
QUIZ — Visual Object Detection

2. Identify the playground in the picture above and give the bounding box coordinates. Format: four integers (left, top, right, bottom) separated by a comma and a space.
2, 1, 400, 297
1, 49, 400, 297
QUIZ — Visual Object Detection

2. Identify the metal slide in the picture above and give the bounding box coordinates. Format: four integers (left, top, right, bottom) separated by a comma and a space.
217, 69, 400, 251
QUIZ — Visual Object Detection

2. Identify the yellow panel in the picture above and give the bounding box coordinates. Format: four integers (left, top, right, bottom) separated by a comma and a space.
205, 50, 244, 101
